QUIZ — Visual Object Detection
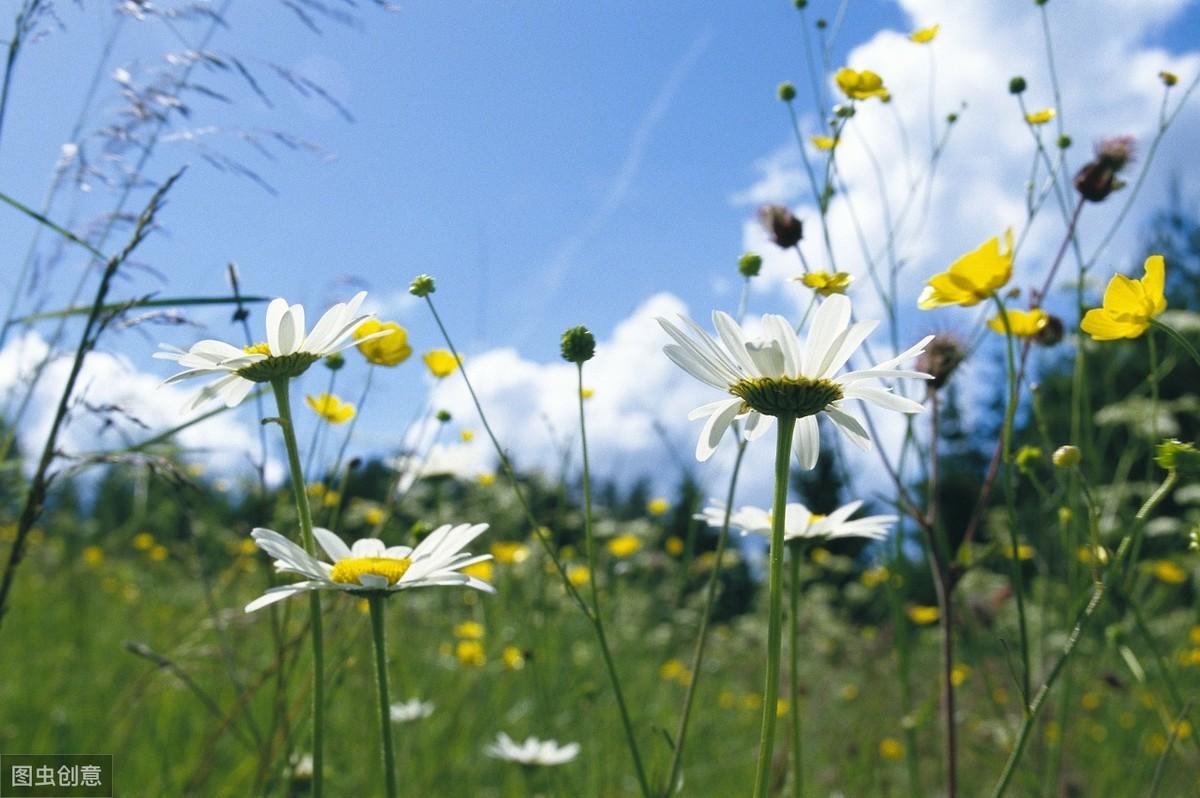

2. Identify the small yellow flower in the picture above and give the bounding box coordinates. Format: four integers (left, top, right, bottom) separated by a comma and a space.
909, 24, 939, 44
580, 387, 595, 399
1146, 733, 1168, 755
238, 538, 258, 555
660, 659, 686, 681
322, 490, 341, 508
567, 564, 590, 587
364, 507, 385, 527
305, 393, 356, 425
607, 534, 642, 558
795, 270, 853, 296
423, 349, 461, 378
839, 683, 860, 701
477, 472, 496, 486
1003, 543, 1035, 562
950, 664, 971, 687
307, 482, 326, 499
502, 645, 525, 670
741, 693, 763, 711
879, 737, 904, 761
463, 561, 495, 583
132, 532, 155, 551
454, 620, 485, 639
907, 605, 940, 625
665, 536, 685, 556
776, 699, 790, 717
1190, 626, 1200, 645
1081, 255, 1167, 340
455, 639, 485, 667
1151, 560, 1187, 584
353, 319, 413, 367
358, 598, 370, 615
918, 230, 1014, 309
810, 547, 831, 565
1025, 107, 1056, 125
491, 541, 530, 564
835, 68, 889, 101
810, 134, 837, 150
718, 690, 737, 709
149, 544, 169, 562
988, 308, 1048, 337
460, 429, 475, 442
1171, 719, 1192, 740
82, 546, 105, 567
1160, 70, 1179, 87
861, 566, 889, 588
1081, 691, 1101, 711
647, 498, 670, 516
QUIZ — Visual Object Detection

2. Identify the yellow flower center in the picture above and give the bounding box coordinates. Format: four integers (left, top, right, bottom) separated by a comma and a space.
730, 376, 843, 418
244, 342, 272, 355
329, 556, 412, 586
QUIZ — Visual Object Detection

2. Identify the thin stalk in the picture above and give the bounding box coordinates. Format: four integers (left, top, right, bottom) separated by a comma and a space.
752, 414, 796, 798
576, 363, 652, 798
1150, 319, 1200, 371
663, 440, 747, 795
368, 596, 398, 798
926, 389, 957, 797
269, 378, 325, 798
788, 546, 803, 798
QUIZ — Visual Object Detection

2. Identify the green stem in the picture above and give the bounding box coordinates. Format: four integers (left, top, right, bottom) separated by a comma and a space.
1148, 330, 1160, 447
1150, 319, 1200, 372
576, 364, 652, 798
789, 545, 803, 798
752, 414, 797, 798
368, 596, 398, 798
269, 378, 324, 798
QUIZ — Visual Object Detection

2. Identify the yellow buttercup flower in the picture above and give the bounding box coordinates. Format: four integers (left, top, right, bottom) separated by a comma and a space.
861, 566, 889, 588
491, 541, 530, 564
647, 498, 670, 516
1025, 107, 1056, 125
82, 546, 105, 567
460, 429, 475, 442
988, 308, 1048, 337
906, 605, 940, 625
918, 229, 1014, 309
477, 473, 496, 486
353, 319, 413, 366
879, 737, 904, 761
665, 536, 684, 556
795, 270, 853, 296
567, 564, 590, 587
950, 664, 971, 687
1080, 255, 1167, 340
305, 393, 356, 425
580, 386, 595, 399
810, 134, 836, 151
454, 620, 485, 639
909, 24, 939, 44
132, 532, 155, 551
607, 534, 642, 558
502, 646, 525, 670
455, 639, 485, 667
1151, 560, 1187, 584
423, 349, 462, 378
835, 68, 889, 101
364, 507, 385, 526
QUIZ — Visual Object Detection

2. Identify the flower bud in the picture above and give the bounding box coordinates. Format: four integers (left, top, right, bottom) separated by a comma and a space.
946, 112, 959, 124
738, 252, 763, 277
1155, 439, 1200, 474
1159, 70, 1178, 87
1008, 76, 1027, 94
778, 82, 797, 102
794, 0, 807, 7
1074, 135, 1135, 203
436, 409, 452, 423
1052, 445, 1081, 468
916, 334, 965, 390
409, 274, 436, 297
560, 325, 596, 364
1056, 134, 1072, 150
324, 352, 345, 371
758, 204, 804, 248
815, 18, 827, 29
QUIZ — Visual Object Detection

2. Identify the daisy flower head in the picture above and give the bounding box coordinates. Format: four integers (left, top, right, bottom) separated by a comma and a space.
244, 523, 494, 612
1080, 254, 1166, 340
658, 294, 932, 469
389, 699, 434, 724
485, 733, 580, 767
155, 291, 389, 410
918, 229, 1014, 309
698, 499, 896, 543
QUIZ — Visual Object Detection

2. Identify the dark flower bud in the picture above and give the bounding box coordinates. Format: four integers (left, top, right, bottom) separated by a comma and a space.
1056, 134, 1072, 150
815, 18, 827, 29
794, 0, 807, 7
1008, 76, 1027, 94
560, 325, 596, 364
1074, 135, 1135, 202
324, 352, 346, 371
917, 334, 965, 390
758, 204, 804, 248
778, 82, 797, 102
738, 252, 763, 277
1035, 314, 1064, 347
436, 409, 452, 423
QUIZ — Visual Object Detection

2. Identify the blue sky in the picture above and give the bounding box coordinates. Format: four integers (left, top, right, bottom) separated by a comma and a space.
4, 0, 1200, 501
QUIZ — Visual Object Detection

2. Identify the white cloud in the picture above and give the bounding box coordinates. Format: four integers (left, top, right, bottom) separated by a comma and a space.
0, 331, 268, 478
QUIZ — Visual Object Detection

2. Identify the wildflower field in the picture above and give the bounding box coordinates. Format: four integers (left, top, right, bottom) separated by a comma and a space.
3, 1, 1200, 796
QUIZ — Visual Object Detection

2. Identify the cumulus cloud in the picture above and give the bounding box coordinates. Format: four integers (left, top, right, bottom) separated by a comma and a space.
0, 331, 268, 478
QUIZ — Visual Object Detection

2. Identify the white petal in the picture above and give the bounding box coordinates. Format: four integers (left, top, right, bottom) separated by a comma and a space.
743, 411, 774, 442
314, 528, 352, 561
695, 398, 743, 462
664, 344, 732, 391
265, 298, 288, 355
815, 319, 878, 379
843, 385, 926, 414
824, 405, 872, 450
763, 315, 802, 375
712, 311, 759, 376
791, 414, 820, 470
801, 295, 851, 377
350, 538, 387, 557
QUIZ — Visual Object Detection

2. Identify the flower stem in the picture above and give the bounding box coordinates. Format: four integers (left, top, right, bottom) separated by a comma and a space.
269, 378, 324, 798
788, 545, 804, 798
1150, 318, 1200, 372
752, 414, 797, 798
368, 595, 398, 798
576, 364, 652, 798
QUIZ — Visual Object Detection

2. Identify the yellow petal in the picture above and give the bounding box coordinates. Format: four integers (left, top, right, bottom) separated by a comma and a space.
1081, 309, 1144, 340
909, 24, 939, 43
1140, 254, 1167, 316
1101, 273, 1148, 317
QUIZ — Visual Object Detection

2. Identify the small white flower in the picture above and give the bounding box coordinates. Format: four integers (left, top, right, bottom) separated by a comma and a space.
698, 499, 896, 542
485, 732, 580, 766
155, 291, 389, 411
658, 294, 933, 469
244, 523, 494, 612
389, 698, 435, 723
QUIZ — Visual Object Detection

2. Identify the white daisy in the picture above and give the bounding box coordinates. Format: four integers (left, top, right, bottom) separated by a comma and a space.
155, 291, 389, 411
244, 523, 495, 612
698, 499, 896, 543
658, 294, 933, 469
485, 732, 580, 766
389, 698, 435, 724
